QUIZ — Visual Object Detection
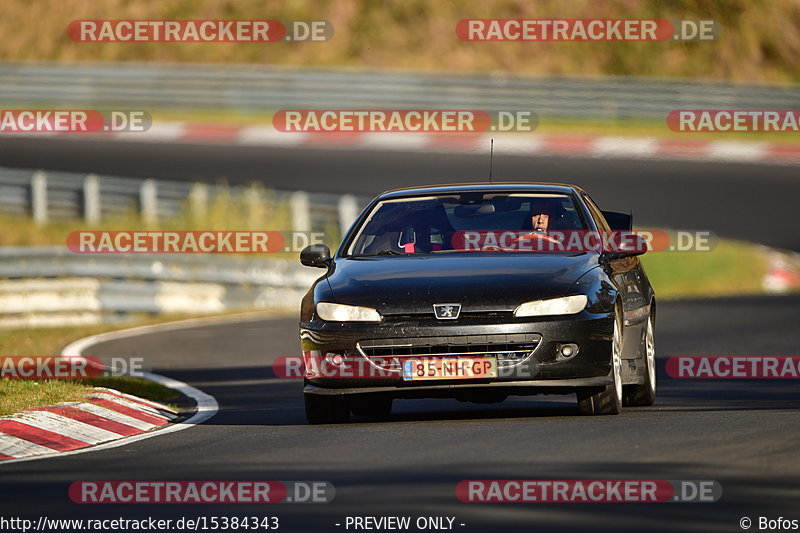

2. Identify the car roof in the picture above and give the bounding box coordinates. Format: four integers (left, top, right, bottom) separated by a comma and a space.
377, 182, 586, 200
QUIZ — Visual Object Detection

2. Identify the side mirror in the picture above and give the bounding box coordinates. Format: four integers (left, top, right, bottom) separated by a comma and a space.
601, 210, 632, 231
300, 244, 331, 268
605, 233, 648, 260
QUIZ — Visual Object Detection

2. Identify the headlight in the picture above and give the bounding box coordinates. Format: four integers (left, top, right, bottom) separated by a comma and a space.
316, 302, 382, 322
513, 295, 588, 317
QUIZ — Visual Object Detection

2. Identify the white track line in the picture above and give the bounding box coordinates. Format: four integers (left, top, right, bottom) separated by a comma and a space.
238, 126, 307, 146
593, 136, 659, 158
707, 141, 768, 161
118, 122, 186, 143
359, 132, 431, 151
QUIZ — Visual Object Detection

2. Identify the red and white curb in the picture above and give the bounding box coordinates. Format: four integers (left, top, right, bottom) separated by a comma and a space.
0, 317, 223, 466
763, 250, 800, 294
0, 388, 178, 462
6, 122, 800, 165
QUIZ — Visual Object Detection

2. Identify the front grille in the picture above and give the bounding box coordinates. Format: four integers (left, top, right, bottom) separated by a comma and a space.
358, 333, 541, 369
383, 311, 509, 321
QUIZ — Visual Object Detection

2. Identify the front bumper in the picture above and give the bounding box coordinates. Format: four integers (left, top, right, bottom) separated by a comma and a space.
304, 376, 613, 398
300, 311, 614, 398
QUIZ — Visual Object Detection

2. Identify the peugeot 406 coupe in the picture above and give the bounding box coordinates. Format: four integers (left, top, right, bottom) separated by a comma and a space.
299, 183, 656, 423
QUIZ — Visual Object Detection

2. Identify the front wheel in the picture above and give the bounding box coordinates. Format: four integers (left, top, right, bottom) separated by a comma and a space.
305, 393, 350, 424
577, 307, 623, 415
623, 314, 656, 406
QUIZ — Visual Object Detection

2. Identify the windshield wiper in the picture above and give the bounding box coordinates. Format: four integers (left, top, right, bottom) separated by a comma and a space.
351, 249, 406, 257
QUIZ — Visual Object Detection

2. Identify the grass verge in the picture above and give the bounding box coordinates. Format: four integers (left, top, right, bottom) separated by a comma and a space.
642, 239, 771, 299
0, 314, 189, 416
2, 0, 799, 84
0, 377, 177, 417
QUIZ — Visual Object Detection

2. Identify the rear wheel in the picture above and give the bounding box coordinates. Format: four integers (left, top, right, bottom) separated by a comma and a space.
305, 393, 350, 424
350, 396, 393, 418
624, 314, 656, 406
577, 307, 623, 415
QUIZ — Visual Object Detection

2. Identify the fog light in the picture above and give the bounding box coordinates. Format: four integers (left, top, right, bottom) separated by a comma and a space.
558, 343, 579, 359
325, 353, 344, 366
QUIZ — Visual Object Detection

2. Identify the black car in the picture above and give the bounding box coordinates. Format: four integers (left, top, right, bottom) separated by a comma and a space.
299, 183, 656, 423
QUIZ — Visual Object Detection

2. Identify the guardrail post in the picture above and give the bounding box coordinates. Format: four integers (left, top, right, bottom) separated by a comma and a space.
188, 183, 208, 221
338, 194, 358, 237
31, 170, 48, 225
290, 191, 311, 232
83, 174, 101, 224
140, 179, 158, 224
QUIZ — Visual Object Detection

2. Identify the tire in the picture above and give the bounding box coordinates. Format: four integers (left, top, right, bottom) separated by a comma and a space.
350, 396, 393, 418
304, 393, 350, 424
577, 306, 623, 415
623, 314, 656, 407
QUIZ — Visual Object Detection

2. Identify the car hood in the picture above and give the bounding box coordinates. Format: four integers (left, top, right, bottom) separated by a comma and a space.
325, 253, 599, 315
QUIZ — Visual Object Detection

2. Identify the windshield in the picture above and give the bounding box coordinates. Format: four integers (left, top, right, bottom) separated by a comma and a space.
346, 192, 589, 256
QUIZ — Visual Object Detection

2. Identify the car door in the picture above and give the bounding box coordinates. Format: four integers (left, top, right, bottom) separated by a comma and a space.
581, 194, 649, 366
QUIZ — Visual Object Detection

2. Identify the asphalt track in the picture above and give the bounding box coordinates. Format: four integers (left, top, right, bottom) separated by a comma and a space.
0, 139, 799, 532
0, 137, 799, 251
1, 296, 799, 532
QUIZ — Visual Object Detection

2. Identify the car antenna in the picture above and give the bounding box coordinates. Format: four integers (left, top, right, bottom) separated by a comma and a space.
488, 138, 494, 183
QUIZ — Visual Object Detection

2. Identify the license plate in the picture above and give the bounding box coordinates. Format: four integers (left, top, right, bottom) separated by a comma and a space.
402, 357, 497, 381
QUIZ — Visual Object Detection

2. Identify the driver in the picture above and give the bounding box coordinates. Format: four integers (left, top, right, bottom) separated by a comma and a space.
509, 197, 565, 249
528, 197, 563, 233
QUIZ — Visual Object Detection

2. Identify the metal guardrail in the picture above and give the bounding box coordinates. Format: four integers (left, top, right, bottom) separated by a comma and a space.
1, 62, 799, 120
0, 165, 370, 237
0, 162, 370, 328
0, 246, 319, 328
